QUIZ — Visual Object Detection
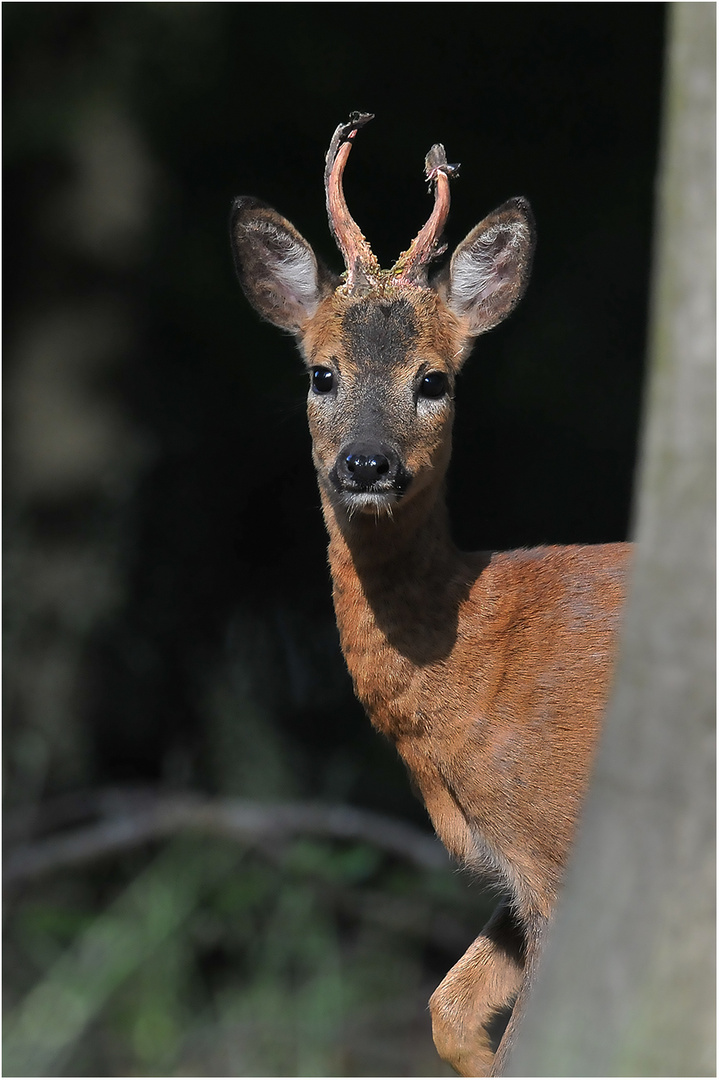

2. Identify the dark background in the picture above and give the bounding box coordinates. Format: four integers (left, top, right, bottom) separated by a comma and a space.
4, 4, 665, 1075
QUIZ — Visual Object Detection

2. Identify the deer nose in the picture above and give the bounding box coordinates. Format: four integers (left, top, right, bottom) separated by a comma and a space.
337, 442, 395, 487
346, 451, 390, 482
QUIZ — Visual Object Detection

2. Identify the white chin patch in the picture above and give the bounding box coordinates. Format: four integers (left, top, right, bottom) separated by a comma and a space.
341, 491, 397, 516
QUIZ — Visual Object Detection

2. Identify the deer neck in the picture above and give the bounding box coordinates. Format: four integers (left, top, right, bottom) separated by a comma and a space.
320, 482, 467, 738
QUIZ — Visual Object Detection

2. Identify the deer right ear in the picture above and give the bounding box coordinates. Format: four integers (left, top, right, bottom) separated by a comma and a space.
230, 197, 336, 333
444, 197, 536, 337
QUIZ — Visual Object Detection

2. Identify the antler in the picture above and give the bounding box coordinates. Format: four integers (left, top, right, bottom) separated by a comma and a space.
324, 114, 459, 293
325, 112, 382, 293
390, 144, 460, 285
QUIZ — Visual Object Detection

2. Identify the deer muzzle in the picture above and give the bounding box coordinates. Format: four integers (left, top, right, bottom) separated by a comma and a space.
330, 440, 412, 510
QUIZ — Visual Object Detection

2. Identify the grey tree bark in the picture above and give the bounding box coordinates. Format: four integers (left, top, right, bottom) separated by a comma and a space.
507, 3, 715, 1075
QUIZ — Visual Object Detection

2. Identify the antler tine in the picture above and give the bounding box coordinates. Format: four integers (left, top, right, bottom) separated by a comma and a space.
390, 143, 460, 285
325, 112, 382, 292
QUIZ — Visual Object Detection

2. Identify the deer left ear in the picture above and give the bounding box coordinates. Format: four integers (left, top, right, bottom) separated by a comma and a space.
444, 197, 536, 337
231, 196, 337, 333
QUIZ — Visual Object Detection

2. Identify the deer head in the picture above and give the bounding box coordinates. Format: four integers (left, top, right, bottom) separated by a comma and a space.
231, 113, 535, 519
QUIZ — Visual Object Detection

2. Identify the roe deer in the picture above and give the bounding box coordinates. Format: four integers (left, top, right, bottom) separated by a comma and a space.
230, 112, 630, 1077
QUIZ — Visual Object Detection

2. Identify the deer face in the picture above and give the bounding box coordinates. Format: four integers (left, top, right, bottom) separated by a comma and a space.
230, 115, 535, 518
300, 291, 459, 515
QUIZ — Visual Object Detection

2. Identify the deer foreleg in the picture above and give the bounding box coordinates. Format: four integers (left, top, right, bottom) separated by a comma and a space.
429, 902, 525, 1077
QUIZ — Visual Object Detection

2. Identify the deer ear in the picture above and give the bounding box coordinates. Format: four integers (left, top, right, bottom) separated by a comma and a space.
445, 197, 535, 337
230, 197, 337, 333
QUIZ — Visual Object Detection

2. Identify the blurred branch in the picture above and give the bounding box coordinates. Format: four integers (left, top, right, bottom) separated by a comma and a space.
3, 787, 449, 888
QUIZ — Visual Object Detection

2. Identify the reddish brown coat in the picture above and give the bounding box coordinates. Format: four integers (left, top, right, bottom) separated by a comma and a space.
230, 115, 630, 1076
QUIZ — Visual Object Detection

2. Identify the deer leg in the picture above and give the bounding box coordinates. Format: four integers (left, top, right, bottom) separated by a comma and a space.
429, 901, 525, 1077
488, 968, 533, 1078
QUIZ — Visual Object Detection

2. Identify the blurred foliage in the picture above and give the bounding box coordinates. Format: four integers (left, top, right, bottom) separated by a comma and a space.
4, 835, 483, 1076
4, 4, 664, 1076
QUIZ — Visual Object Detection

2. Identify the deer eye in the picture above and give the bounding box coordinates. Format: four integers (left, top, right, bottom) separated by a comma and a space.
311, 366, 334, 394
418, 371, 448, 399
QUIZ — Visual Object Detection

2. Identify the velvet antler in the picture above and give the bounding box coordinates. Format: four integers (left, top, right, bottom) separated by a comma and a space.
389, 144, 460, 285
324, 112, 382, 294
324, 114, 459, 293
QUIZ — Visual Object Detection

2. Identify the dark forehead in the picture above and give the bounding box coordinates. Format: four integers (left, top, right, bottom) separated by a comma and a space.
340, 297, 419, 366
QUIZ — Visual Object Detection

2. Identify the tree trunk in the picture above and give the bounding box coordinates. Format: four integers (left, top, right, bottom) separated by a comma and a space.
506, 3, 715, 1075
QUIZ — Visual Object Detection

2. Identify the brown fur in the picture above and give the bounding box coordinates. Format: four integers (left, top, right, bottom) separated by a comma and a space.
231, 172, 630, 1076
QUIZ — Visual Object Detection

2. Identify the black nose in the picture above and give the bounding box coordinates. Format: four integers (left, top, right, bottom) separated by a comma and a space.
346, 451, 389, 483
336, 442, 396, 488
